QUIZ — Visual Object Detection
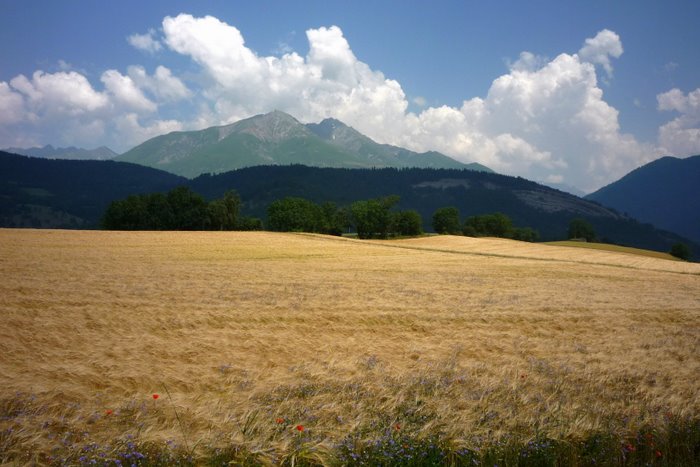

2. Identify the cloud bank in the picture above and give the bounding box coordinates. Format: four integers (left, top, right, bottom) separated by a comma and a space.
1, 14, 697, 191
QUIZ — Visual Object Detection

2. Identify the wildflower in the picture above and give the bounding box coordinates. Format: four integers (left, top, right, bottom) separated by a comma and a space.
624, 443, 636, 452
105, 409, 113, 416
295, 425, 304, 432
394, 423, 401, 430
655, 450, 662, 458
276, 418, 284, 424
152, 394, 159, 400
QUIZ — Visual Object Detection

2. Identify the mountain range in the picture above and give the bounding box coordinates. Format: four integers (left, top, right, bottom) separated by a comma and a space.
2, 144, 117, 161
2, 109, 698, 259
587, 155, 700, 244
116, 111, 491, 177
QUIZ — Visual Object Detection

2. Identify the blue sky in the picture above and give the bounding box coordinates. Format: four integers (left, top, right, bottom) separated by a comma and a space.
1, 0, 699, 192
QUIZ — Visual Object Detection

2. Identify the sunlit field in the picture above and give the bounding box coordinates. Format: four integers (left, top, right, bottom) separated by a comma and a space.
1, 229, 699, 465
544, 241, 682, 262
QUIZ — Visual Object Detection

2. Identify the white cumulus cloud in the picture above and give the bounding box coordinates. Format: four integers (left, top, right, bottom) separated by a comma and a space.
657, 87, 700, 156
0, 69, 182, 150
578, 29, 623, 77
0, 82, 26, 124
127, 65, 191, 102
127, 29, 163, 53
10, 70, 109, 117
101, 70, 157, 113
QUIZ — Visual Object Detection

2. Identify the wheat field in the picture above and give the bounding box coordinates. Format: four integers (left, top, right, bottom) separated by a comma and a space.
1, 229, 699, 463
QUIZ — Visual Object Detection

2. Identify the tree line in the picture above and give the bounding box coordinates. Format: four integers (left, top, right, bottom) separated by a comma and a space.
267, 194, 422, 238
101, 187, 526, 240
432, 207, 539, 242
101, 187, 422, 238
100, 186, 692, 258
101, 186, 262, 231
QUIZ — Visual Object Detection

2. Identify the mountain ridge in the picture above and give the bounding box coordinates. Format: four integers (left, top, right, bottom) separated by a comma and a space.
587, 155, 700, 244
116, 111, 490, 177
3, 145, 117, 161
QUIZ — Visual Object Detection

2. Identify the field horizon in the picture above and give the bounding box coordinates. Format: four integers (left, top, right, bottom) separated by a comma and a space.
1, 229, 699, 464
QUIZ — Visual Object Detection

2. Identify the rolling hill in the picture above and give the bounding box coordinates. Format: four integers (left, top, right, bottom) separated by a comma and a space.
587, 155, 700, 244
191, 165, 698, 257
116, 111, 489, 177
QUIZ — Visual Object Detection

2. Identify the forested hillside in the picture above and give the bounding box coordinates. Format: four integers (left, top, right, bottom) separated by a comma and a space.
0, 151, 185, 228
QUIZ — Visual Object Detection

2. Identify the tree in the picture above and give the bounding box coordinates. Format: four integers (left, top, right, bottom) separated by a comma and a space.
101, 195, 148, 230
432, 207, 461, 234
317, 202, 345, 236
167, 186, 208, 230
568, 218, 596, 242
351, 195, 399, 239
394, 210, 423, 236
208, 190, 241, 230
144, 193, 174, 229
670, 242, 691, 261
267, 197, 321, 232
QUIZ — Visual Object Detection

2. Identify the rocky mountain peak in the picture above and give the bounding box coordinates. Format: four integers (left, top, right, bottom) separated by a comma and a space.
229, 110, 309, 143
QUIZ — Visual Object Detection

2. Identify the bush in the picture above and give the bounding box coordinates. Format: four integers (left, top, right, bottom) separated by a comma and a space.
568, 218, 596, 242
512, 227, 540, 242
670, 242, 691, 261
463, 212, 513, 238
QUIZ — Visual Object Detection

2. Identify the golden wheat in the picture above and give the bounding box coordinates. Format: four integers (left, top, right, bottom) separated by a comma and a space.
1, 229, 699, 461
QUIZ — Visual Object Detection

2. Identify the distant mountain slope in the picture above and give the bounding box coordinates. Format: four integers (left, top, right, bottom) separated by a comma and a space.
116, 111, 487, 177
190, 165, 697, 257
3, 145, 117, 160
587, 155, 700, 244
0, 151, 185, 228
306, 118, 491, 172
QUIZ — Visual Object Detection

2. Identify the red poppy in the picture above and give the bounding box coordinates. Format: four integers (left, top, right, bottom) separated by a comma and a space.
276, 418, 285, 424
295, 425, 304, 432
655, 450, 662, 458
625, 443, 636, 452
105, 409, 113, 416
152, 394, 159, 400
394, 423, 401, 430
